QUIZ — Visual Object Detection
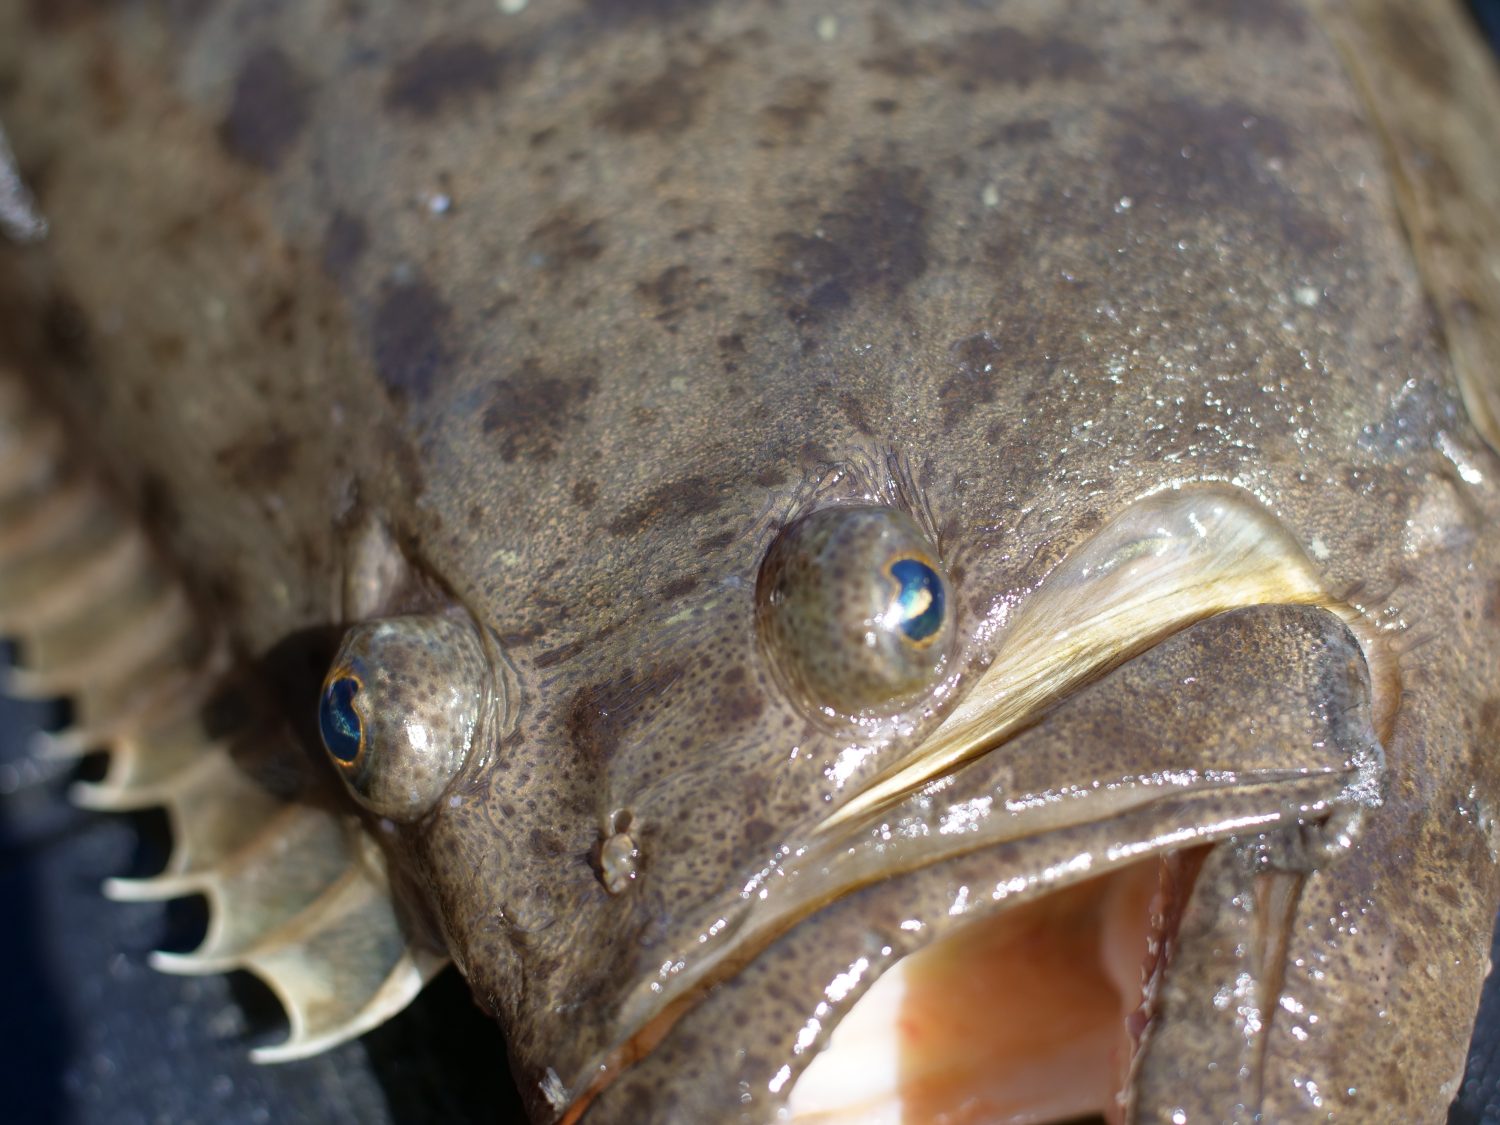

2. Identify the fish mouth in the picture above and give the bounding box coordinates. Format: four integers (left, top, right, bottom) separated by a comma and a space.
788, 848, 1210, 1124
568, 487, 1392, 1123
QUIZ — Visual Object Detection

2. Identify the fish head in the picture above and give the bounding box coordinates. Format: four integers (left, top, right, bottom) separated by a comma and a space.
279, 5, 1500, 1119
4, 0, 1500, 1121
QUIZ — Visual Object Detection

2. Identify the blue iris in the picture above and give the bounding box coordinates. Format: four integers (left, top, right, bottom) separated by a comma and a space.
889, 558, 944, 643
319, 676, 363, 764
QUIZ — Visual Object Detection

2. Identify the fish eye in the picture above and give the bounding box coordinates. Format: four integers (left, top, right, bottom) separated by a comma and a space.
756, 505, 955, 715
317, 614, 490, 822
318, 672, 365, 765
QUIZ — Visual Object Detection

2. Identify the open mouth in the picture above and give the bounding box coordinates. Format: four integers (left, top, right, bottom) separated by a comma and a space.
565, 486, 1392, 1123
788, 849, 1207, 1124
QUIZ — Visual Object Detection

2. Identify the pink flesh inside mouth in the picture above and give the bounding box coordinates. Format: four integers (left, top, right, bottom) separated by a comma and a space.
799, 850, 1207, 1125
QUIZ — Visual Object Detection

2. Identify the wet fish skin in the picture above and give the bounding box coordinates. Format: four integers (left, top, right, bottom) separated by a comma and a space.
1, 0, 1499, 1121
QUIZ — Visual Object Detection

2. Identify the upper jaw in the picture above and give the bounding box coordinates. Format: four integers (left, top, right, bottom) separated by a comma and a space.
573, 597, 1380, 1122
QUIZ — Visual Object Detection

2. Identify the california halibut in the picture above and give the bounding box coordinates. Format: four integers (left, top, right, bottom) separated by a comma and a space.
2, 0, 1500, 1121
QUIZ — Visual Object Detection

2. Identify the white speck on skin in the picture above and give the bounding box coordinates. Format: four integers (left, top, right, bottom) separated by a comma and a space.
427, 192, 453, 215
816, 14, 838, 41
1115, 195, 1133, 213
0, 122, 46, 242
1437, 430, 1485, 485
498, 0, 528, 12
1294, 285, 1321, 307
981, 183, 1000, 208
540, 1068, 568, 1111
1309, 536, 1330, 561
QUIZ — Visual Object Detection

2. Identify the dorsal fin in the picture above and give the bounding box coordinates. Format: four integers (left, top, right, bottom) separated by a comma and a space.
1319, 0, 1500, 452
0, 367, 445, 1060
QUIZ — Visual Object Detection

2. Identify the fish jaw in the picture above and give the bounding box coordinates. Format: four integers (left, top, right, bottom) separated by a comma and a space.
571, 598, 1382, 1123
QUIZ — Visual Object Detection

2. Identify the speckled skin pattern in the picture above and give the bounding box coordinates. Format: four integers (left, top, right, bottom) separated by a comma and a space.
326, 615, 490, 822
2, 1, 1500, 1122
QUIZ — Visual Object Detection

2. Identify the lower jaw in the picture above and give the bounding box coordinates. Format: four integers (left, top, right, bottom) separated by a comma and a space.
788, 850, 1206, 1125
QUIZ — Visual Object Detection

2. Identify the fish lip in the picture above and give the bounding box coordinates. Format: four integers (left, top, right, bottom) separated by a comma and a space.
563, 601, 1382, 1121
567, 775, 1351, 1125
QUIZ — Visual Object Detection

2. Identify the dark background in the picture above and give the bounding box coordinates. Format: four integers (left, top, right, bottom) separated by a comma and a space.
4, 4, 1500, 1122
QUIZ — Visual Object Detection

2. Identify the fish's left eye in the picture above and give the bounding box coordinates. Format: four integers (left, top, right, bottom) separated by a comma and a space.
757, 505, 956, 715
317, 614, 490, 822
319, 673, 365, 764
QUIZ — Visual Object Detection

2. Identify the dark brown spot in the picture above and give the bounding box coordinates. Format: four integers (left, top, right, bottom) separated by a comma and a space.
938, 332, 1010, 431
480, 360, 598, 462
138, 471, 182, 538
528, 208, 605, 274
258, 291, 296, 346
1191, 0, 1307, 40
322, 210, 368, 282
759, 77, 829, 142
371, 277, 452, 401
865, 26, 1099, 89
837, 392, 875, 436
659, 576, 698, 599
979, 118, 1054, 147
582, 0, 705, 22
597, 70, 697, 136
145, 335, 183, 368
216, 430, 298, 488
567, 663, 685, 764
572, 478, 600, 509
772, 165, 929, 324
85, 45, 127, 127
1485, 580, 1500, 624
697, 529, 735, 552
1108, 98, 1335, 252
528, 828, 567, 858
607, 475, 728, 537
385, 40, 509, 117
635, 265, 708, 325
219, 47, 312, 171
26, 0, 118, 31
42, 289, 92, 368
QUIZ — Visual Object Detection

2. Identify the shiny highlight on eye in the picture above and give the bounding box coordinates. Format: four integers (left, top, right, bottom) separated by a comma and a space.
887, 558, 944, 644
319, 673, 364, 765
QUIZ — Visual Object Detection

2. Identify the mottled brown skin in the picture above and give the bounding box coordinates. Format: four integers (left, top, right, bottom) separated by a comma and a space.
2, 1, 1499, 1122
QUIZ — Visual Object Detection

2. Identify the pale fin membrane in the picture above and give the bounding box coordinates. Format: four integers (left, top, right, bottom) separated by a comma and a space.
0, 367, 442, 1060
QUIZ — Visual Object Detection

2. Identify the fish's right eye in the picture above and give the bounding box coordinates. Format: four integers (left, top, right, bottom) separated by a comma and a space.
756, 505, 956, 716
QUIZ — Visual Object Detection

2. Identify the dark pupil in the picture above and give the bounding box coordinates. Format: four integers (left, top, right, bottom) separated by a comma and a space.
319, 677, 363, 763
889, 558, 944, 642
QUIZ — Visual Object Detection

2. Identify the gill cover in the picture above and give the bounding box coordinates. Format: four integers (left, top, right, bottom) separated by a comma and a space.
319, 614, 490, 821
